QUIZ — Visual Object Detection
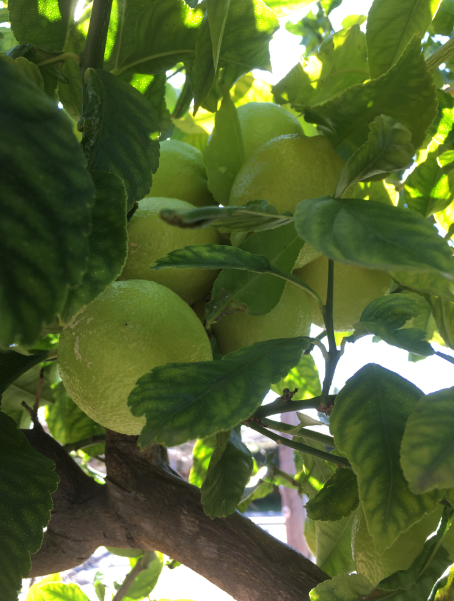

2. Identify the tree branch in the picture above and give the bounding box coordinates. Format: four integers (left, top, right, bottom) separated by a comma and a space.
26, 428, 329, 600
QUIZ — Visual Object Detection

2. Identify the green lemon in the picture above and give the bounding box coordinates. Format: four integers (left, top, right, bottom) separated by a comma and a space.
237, 102, 303, 162
146, 139, 215, 207
58, 280, 212, 435
212, 281, 311, 355
229, 134, 345, 268
119, 197, 223, 305
353, 506, 447, 586
295, 256, 391, 331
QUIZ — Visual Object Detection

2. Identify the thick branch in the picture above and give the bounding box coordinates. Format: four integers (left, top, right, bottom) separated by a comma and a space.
26, 429, 329, 600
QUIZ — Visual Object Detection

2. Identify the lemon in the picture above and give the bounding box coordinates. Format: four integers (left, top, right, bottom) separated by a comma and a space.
229, 135, 345, 268
353, 506, 446, 586
147, 140, 214, 207
229, 134, 345, 214
119, 198, 223, 305
237, 102, 303, 162
213, 281, 311, 355
295, 256, 391, 331
58, 280, 212, 435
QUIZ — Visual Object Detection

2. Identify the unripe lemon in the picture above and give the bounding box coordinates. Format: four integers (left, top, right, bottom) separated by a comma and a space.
147, 140, 215, 207
119, 198, 222, 305
229, 135, 345, 268
58, 280, 212, 435
295, 256, 391, 331
213, 281, 311, 355
237, 102, 303, 162
352, 506, 454, 586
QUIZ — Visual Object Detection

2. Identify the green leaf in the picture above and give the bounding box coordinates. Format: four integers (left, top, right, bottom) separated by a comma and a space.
293, 197, 454, 280
366, 0, 441, 79
352, 323, 434, 356
31, 583, 90, 600
189, 435, 217, 487
1, 55, 44, 89
302, 35, 437, 155
360, 294, 421, 330
0, 349, 48, 396
315, 512, 357, 577
273, 25, 368, 108
264, 0, 313, 17
391, 270, 454, 302
123, 552, 163, 600
334, 115, 414, 199
430, 0, 454, 35
309, 574, 375, 600
271, 353, 321, 399
0, 412, 59, 600
401, 388, 454, 493
159, 200, 294, 233
306, 468, 359, 521
45, 382, 105, 456
201, 429, 253, 518
330, 364, 440, 553
431, 296, 454, 348
0, 59, 94, 347
9, 0, 75, 51
128, 337, 310, 448
80, 69, 160, 210
207, 0, 230, 70
294, 435, 333, 497
377, 507, 452, 594
203, 87, 245, 204
356, 180, 394, 205
192, 0, 278, 110
206, 224, 304, 324
58, 57, 82, 122
60, 172, 128, 323
106, 0, 203, 74
405, 151, 454, 217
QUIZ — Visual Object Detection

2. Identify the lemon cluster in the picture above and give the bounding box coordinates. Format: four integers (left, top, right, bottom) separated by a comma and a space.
58, 102, 390, 435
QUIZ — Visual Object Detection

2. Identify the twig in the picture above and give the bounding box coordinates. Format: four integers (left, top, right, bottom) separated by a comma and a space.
63, 434, 106, 453
260, 417, 336, 448
426, 36, 454, 72
34, 367, 45, 413
253, 396, 324, 420
435, 350, 454, 365
79, 0, 114, 76
320, 259, 341, 404
112, 552, 156, 601
247, 422, 351, 468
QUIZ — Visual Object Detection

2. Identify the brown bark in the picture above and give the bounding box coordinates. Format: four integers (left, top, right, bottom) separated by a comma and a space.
25, 427, 329, 601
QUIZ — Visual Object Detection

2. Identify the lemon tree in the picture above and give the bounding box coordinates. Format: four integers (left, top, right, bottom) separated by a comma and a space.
4, 1, 454, 601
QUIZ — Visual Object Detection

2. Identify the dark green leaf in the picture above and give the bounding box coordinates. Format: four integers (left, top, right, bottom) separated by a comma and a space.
315, 513, 357, 577
309, 574, 375, 600
0, 412, 59, 600
366, 0, 441, 79
201, 429, 253, 518
0, 59, 94, 347
61, 172, 128, 324
360, 294, 421, 330
159, 200, 294, 233
355, 324, 434, 356
306, 468, 359, 521
206, 224, 304, 324
9, 0, 75, 51
207, 0, 230, 71
401, 387, 454, 493
189, 435, 217, 487
58, 57, 82, 122
203, 87, 245, 204
80, 69, 160, 210
301, 36, 437, 155
430, 0, 454, 35
391, 270, 454, 302
0, 350, 48, 396
2, 55, 44, 89
270, 353, 321, 398
123, 552, 163, 600
107, 0, 204, 74
45, 382, 105, 456
128, 337, 310, 447
273, 25, 368, 108
330, 364, 440, 553
405, 151, 454, 217
294, 435, 333, 497
335, 116, 414, 198
294, 197, 454, 280
431, 296, 454, 348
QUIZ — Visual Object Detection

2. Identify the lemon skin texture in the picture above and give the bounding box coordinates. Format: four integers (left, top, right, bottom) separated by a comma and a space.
352, 506, 454, 586
295, 256, 391, 332
213, 281, 311, 355
229, 134, 345, 268
119, 197, 223, 305
146, 140, 215, 207
237, 102, 304, 162
58, 280, 212, 435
